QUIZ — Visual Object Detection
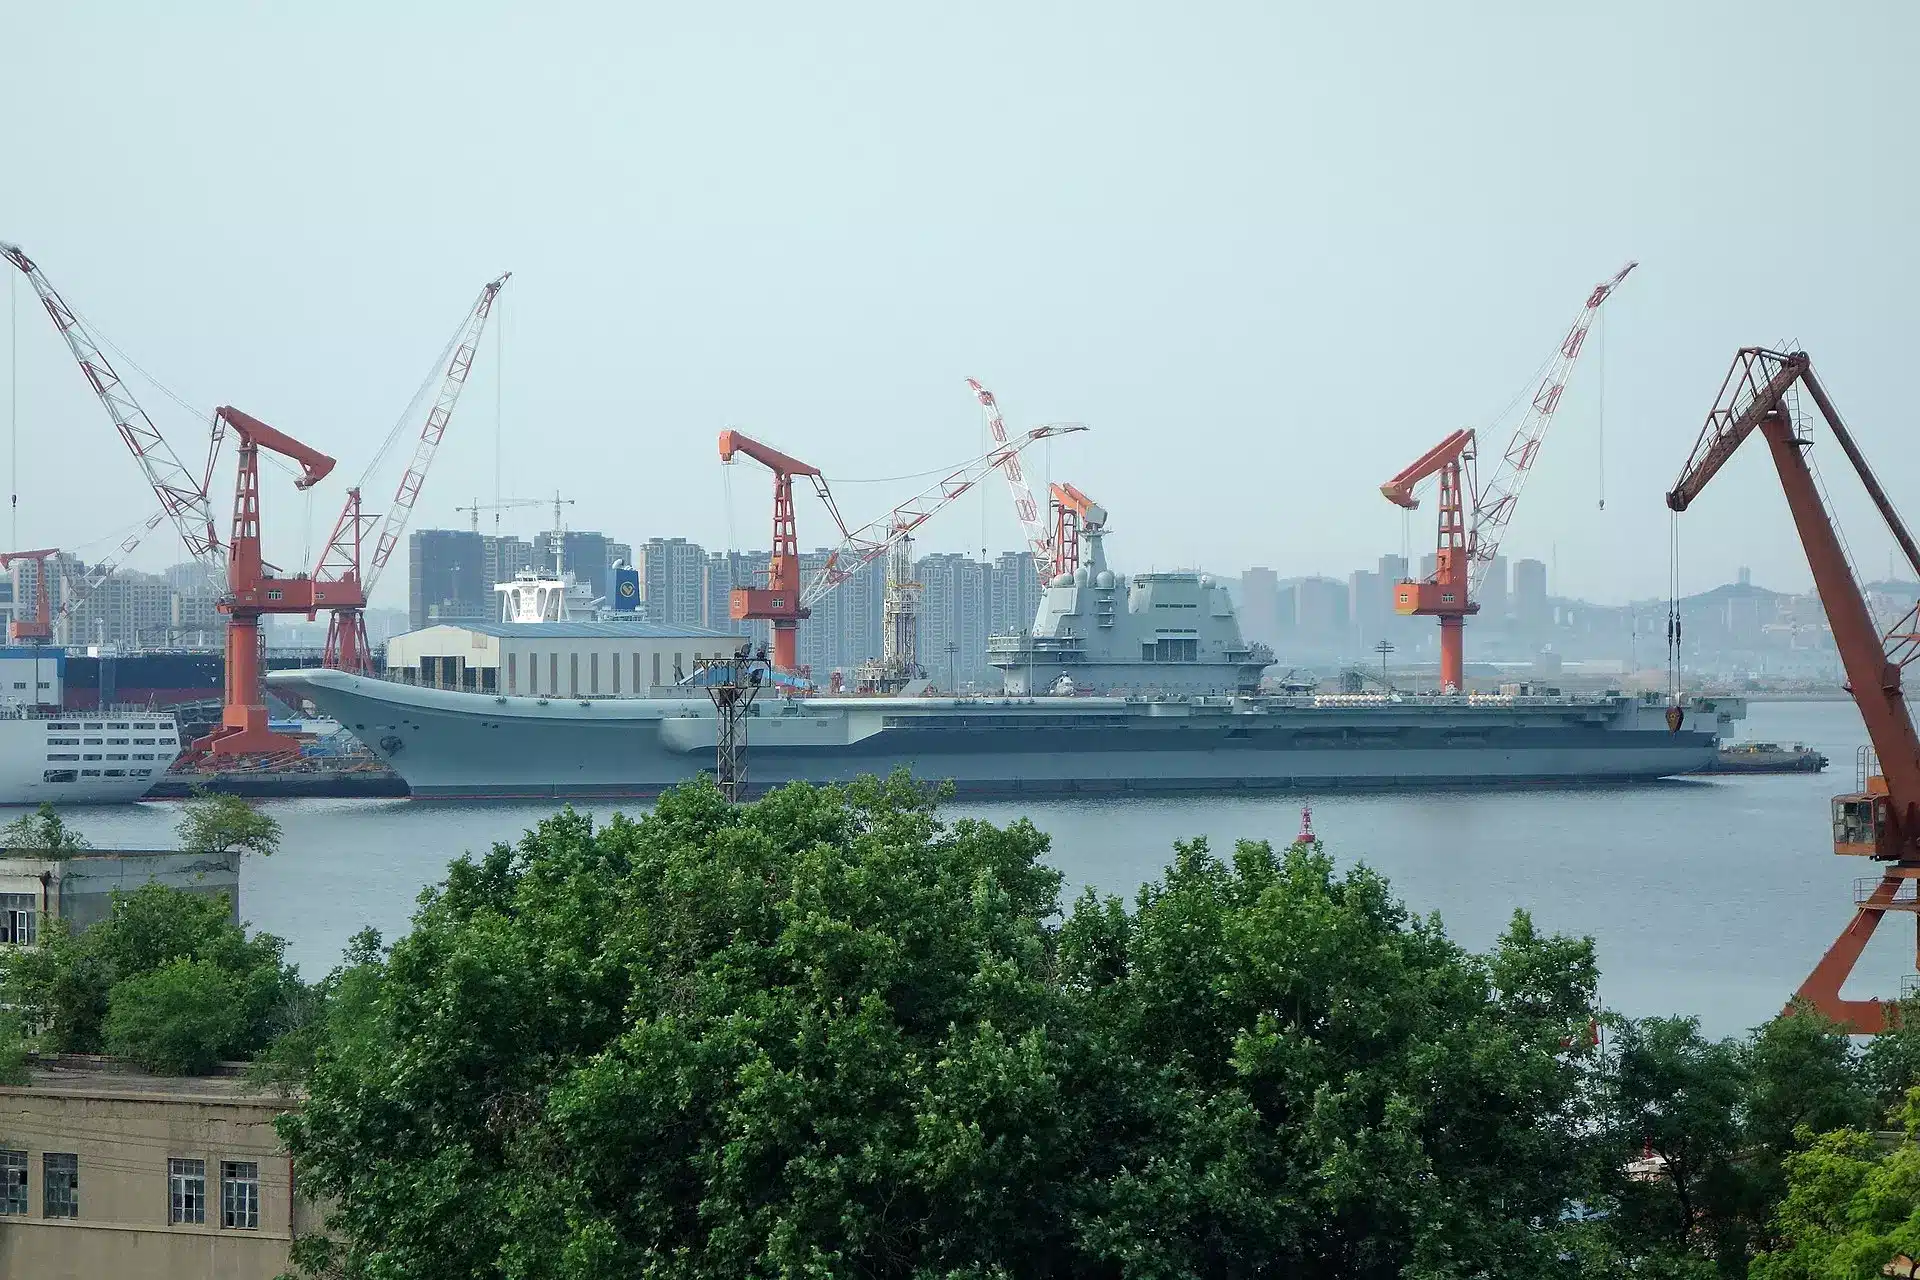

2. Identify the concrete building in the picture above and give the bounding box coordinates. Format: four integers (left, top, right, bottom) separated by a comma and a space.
484, 535, 537, 589
1378, 553, 1409, 586
408, 529, 489, 631
0, 1060, 310, 1279
989, 551, 1041, 638
915, 552, 990, 689
701, 551, 772, 651
800, 550, 883, 682
383, 619, 737, 697
533, 530, 614, 602
1, 848, 239, 938
1479, 554, 1509, 620
1514, 557, 1549, 624
640, 538, 708, 628
1348, 569, 1386, 645
1240, 567, 1280, 648
1294, 576, 1350, 641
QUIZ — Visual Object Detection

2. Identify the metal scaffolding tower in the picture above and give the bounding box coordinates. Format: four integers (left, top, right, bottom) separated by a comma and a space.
697, 645, 771, 801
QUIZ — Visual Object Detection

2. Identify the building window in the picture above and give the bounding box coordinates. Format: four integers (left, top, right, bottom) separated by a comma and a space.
133, 737, 154, 745
673, 653, 684, 682
42, 770, 77, 783
9, 682, 20, 690
590, 652, 599, 695
43, 1153, 77, 1219
653, 652, 661, 686
158, 737, 176, 745
1, 894, 36, 945
168, 1157, 206, 1224
220, 1161, 259, 1230
107, 722, 129, 729
632, 652, 641, 692
1, 1150, 26, 1215
569, 653, 579, 696
507, 652, 517, 694
46, 753, 78, 762
549, 653, 558, 693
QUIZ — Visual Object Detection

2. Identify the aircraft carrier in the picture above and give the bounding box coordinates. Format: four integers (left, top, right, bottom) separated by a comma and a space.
268, 531, 1745, 799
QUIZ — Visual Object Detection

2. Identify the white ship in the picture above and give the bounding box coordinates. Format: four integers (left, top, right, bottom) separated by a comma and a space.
0, 706, 182, 805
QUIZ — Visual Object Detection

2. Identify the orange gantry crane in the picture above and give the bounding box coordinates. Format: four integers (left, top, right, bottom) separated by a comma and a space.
313, 272, 510, 673
720, 421, 1087, 674
198, 407, 351, 757
0, 549, 59, 644
1380, 262, 1635, 692
1668, 349, 1920, 1034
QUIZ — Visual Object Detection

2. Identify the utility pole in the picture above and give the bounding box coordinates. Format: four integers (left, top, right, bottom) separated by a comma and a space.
1374, 638, 1395, 686
697, 644, 771, 802
946, 640, 958, 693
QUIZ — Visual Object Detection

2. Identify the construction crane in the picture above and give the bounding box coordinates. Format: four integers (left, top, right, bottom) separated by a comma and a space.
313, 273, 510, 673
966, 378, 1065, 579
1668, 348, 1920, 1035
0, 549, 59, 643
1047, 482, 1107, 581
719, 422, 1087, 674
199, 407, 345, 757
1, 242, 227, 589
455, 494, 568, 535
1381, 261, 1636, 692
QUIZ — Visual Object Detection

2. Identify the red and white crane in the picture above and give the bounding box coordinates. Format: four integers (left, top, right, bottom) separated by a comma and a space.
2, 241, 227, 618
1380, 261, 1635, 691
966, 378, 1064, 579
313, 272, 510, 672
720, 421, 1087, 674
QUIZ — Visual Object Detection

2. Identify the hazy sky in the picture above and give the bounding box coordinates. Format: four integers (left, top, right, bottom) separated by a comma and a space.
2, 2, 1914, 611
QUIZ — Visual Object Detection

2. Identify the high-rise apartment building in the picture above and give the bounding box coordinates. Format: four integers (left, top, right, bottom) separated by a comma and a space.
989, 551, 1041, 636
1478, 554, 1509, 619
1348, 569, 1385, 643
1514, 557, 1548, 624
1378, 553, 1409, 585
409, 530, 490, 630
1240, 567, 1280, 647
702, 550, 772, 651
639, 537, 708, 628
1294, 576, 1350, 642
916, 552, 991, 689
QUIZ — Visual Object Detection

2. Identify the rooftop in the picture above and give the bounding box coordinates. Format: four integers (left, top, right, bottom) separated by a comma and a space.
1, 1055, 290, 1104
420, 620, 733, 640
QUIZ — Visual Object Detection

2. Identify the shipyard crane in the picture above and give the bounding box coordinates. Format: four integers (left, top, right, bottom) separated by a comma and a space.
313, 273, 510, 674
1668, 348, 1920, 1035
720, 422, 1087, 674
0, 549, 59, 644
1047, 482, 1107, 581
199, 407, 346, 757
2, 242, 227, 593
1381, 261, 1635, 692
966, 378, 1067, 579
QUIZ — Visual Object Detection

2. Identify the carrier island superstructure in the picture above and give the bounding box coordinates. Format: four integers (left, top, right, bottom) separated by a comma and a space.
268, 528, 1744, 800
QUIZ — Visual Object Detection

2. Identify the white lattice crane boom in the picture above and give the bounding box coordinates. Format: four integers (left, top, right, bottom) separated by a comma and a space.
2, 241, 226, 573
362, 272, 510, 594
800, 422, 1087, 610
1466, 260, 1636, 596
966, 378, 1064, 579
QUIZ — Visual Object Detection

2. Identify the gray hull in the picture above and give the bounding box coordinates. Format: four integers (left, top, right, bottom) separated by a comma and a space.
269, 670, 1742, 800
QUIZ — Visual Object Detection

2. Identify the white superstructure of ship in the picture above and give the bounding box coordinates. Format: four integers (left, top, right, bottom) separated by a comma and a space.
0, 703, 182, 805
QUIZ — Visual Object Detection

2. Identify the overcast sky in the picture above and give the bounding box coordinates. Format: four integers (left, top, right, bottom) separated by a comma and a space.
3, 2, 1914, 611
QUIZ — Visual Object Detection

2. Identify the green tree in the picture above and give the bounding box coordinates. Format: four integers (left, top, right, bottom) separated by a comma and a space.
1750, 1091, 1920, 1279
282, 775, 1608, 1280
104, 957, 246, 1074
176, 789, 281, 860
0, 802, 89, 856
0, 882, 301, 1060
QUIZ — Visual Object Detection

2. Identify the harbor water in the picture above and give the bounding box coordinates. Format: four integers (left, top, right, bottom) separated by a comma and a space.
21, 700, 1886, 1039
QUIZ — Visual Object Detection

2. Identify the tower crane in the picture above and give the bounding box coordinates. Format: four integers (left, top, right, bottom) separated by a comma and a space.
1, 242, 227, 588
197, 407, 346, 757
313, 273, 509, 674
455, 494, 568, 535
1667, 348, 1920, 1035
1380, 261, 1635, 692
719, 422, 1087, 674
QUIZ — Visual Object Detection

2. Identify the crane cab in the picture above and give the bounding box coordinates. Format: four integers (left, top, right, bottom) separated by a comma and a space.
1833, 788, 1893, 858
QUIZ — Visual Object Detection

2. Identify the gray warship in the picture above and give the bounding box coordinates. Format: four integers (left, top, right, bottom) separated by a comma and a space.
268, 528, 1743, 799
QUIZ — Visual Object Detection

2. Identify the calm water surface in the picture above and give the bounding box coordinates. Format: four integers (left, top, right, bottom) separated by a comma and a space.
24, 701, 1888, 1038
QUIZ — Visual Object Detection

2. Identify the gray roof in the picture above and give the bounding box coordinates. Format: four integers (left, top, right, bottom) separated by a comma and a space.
454, 620, 734, 640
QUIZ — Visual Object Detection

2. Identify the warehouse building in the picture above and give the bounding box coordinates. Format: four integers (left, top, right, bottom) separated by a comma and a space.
383, 620, 743, 698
